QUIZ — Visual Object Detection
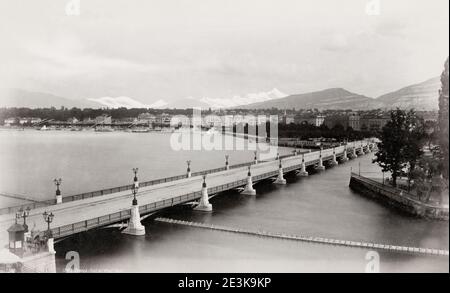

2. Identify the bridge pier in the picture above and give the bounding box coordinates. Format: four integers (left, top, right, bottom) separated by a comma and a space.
341, 149, 349, 162
47, 237, 56, 254
298, 154, 309, 177
330, 148, 339, 166
122, 204, 146, 236
316, 150, 325, 171
371, 143, 378, 152
194, 175, 212, 212
359, 145, 365, 155
274, 160, 286, 185
241, 166, 256, 195
350, 147, 358, 159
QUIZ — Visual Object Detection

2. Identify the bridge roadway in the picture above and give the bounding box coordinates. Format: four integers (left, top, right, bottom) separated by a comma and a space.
0, 141, 372, 244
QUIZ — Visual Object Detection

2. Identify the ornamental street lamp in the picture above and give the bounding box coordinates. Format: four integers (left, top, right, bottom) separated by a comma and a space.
42, 211, 54, 238
54, 178, 62, 194
17, 207, 31, 232
54, 178, 62, 204
132, 168, 139, 206
202, 175, 207, 188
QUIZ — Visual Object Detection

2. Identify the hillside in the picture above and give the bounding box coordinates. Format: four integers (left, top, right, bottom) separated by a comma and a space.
376, 77, 441, 110
239, 88, 384, 110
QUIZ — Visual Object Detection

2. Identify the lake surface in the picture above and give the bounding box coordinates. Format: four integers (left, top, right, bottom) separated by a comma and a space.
0, 129, 448, 272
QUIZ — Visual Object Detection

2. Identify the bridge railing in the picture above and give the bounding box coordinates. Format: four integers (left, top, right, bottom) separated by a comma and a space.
47, 167, 284, 239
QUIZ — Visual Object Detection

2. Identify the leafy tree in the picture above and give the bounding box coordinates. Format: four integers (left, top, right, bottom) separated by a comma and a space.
403, 110, 426, 189
374, 109, 407, 187
438, 58, 449, 179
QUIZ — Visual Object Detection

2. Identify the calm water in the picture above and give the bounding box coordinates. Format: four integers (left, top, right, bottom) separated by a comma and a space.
0, 129, 448, 272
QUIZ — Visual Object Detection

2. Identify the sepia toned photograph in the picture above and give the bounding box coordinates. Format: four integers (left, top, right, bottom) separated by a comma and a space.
0, 0, 448, 277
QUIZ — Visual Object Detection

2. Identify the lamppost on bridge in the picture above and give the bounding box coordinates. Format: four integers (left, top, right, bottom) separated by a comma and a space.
54, 178, 62, 204
254, 151, 258, 165
122, 167, 146, 236
132, 168, 139, 206
42, 211, 54, 238
17, 207, 31, 233
42, 211, 56, 254
186, 160, 192, 178
225, 155, 229, 170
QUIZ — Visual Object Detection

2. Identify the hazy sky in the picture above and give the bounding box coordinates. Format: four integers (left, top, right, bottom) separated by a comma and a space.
0, 0, 448, 103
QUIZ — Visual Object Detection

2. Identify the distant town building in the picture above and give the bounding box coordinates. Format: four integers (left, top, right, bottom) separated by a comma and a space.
348, 113, 360, 131
67, 117, 79, 124
137, 113, 157, 124
82, 117, 95, 124
418, 111, 438, 122
153, 113, 171, 125
294, 114, 325, 126
30, 118, 42, 124
3, 117, 17, 125
19, 118, 29, 125
324, 114, 349, 130
359, 115, 390, 131
95, 115, 112, 124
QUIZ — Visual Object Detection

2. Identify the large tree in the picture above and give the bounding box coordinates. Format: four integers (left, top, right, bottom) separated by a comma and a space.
438, 58, 449, 179
404, 110, 426, 190
374, 109, 424, 187
374, 109, 408, 187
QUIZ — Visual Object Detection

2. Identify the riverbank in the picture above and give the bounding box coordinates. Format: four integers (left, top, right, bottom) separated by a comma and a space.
349, 173, 449, 220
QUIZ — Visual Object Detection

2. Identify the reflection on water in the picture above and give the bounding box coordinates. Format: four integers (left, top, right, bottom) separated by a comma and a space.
1, 130, 448, 272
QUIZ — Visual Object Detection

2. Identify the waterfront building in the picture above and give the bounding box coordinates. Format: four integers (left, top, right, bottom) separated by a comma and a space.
82, 117, 95, 124
294, 114, 325, 126
324, 114, 349, 130
359, 115, 390, 132
137, 113, 157, 124
348, 113, 360, 131
67, 117, 79, 124
3, 117, 18, 126
95, 115, 112, 125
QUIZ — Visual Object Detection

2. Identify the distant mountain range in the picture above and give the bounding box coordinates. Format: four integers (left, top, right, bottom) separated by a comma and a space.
238, 77, 441, 111
0, 88, 99, 109
87, 88, 288, 109
0, 77, 442, 110
376, 77, 441, 111
238, 88, 385, 110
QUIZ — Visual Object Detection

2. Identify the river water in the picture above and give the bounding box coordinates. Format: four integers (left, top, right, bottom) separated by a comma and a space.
0, 129, 448, 272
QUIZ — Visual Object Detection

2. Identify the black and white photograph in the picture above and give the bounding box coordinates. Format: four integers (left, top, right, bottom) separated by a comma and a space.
0, 0, 448, 276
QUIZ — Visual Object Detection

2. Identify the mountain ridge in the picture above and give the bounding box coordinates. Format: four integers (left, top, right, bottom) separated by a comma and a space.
0, 77, 442, 110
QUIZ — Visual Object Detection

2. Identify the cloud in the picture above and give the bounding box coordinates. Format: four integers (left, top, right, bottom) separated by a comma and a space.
88, 96, 152, 108
24, 36, 150, 78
